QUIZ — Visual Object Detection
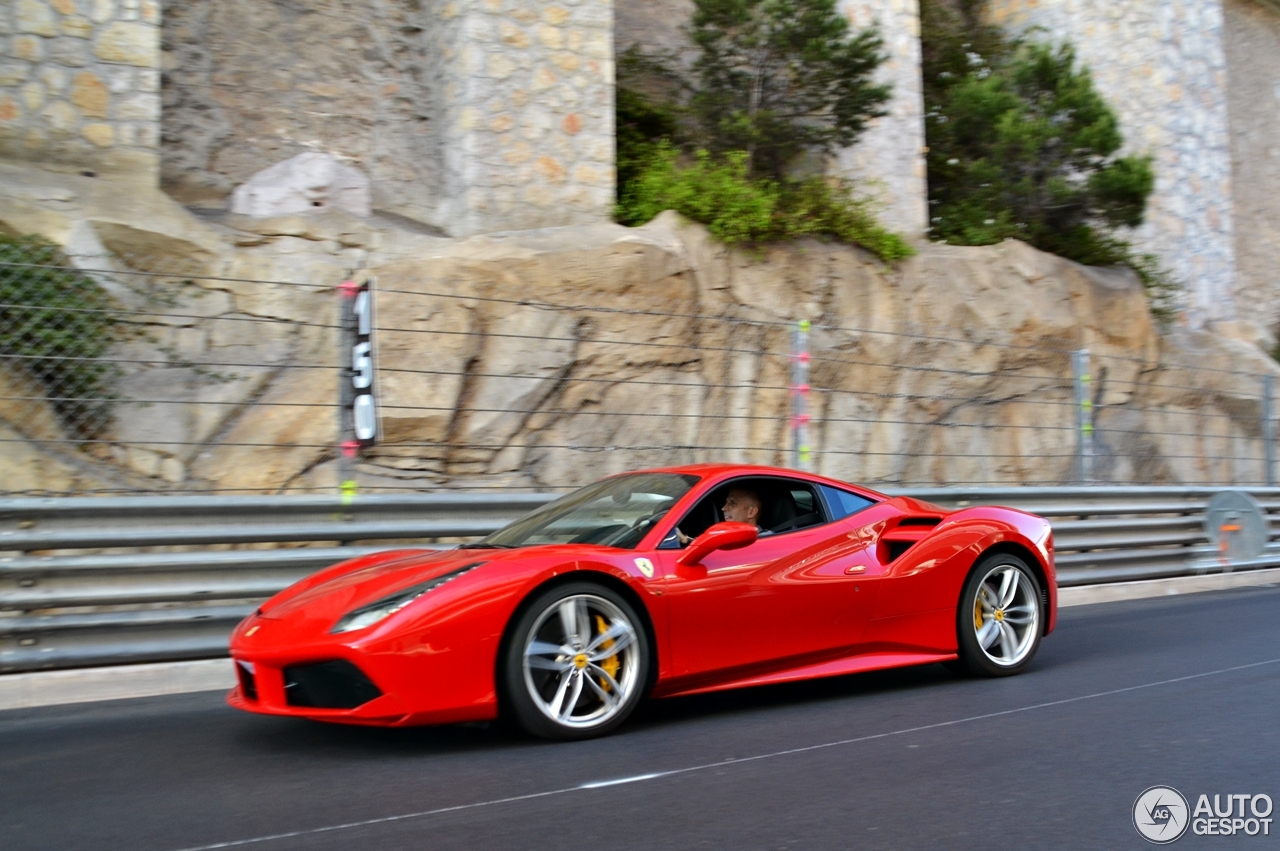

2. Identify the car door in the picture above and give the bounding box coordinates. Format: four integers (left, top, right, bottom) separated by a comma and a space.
655, 476, 883, 682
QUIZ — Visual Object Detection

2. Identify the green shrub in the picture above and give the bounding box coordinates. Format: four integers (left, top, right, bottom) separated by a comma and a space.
616, 76, 684, 206
919, 0, 1180, 322
614, 0, 911, 258
0, 234, 118, 437
773, 177, 915, 262
618, 143, 914, 261
618, 145, 777, 243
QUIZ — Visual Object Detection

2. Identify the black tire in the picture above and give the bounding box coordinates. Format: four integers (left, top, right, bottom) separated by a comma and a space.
954, 553, 1043, 677
501, 581, 649, 740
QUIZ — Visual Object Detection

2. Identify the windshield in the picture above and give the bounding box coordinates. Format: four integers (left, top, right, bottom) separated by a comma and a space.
476, 473, 700, 549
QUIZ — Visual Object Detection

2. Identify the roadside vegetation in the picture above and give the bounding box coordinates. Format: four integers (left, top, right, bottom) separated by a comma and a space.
0, 234, 118, 437
919, 0, 1181, 324
615, 0, 915, 262
616, 0, 1182, 320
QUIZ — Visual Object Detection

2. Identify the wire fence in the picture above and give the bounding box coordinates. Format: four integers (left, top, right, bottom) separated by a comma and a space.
0, 241, 1276, 496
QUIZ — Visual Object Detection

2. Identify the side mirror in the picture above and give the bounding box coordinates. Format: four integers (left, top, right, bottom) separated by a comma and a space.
676, 522, 759, 567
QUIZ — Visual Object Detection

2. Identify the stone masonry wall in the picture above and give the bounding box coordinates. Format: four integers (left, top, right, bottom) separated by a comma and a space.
427, 0, 615, 237
1224, 0, 1280, 331
0, 0, 160, 183
159, 0, 438, 222
836, 0, 928, 236
985, 0, 1239, 326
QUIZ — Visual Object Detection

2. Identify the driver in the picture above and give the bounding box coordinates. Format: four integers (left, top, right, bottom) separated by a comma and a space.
675, 486, 766, 546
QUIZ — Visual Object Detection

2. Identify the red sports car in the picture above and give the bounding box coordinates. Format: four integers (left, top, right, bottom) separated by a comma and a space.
228, 464, 1057, 739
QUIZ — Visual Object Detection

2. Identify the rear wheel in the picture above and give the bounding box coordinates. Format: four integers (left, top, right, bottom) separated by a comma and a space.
502, 582, 648, 740
954, 554, 1042, 677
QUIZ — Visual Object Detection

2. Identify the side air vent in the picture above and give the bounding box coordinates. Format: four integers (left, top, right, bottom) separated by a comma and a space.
283, 660, 382, 709
879, 518, 941, 563
885, 540, 916, 562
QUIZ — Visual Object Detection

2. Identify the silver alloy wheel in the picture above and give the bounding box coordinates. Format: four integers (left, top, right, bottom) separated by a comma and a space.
522, 593, 640, 730
972, 563, 1040, 667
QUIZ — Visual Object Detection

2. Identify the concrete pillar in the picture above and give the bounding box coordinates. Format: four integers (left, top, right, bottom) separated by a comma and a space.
428, 0, 616, 237
833, 0, 929, 238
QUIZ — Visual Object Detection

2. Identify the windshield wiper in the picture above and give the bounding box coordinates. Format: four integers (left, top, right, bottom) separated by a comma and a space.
462, 542, 514, 549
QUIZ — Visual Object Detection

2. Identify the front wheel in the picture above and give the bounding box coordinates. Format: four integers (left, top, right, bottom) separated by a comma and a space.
954, 554, 1043, 677
502, 582, 649, 740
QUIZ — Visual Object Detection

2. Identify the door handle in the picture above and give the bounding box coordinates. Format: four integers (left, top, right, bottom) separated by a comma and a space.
844, 565, 866, 574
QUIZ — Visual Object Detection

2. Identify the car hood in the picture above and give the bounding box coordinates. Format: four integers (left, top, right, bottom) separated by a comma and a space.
257, 544, 599, 629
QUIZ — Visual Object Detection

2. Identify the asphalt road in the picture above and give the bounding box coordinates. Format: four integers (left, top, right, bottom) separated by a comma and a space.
3, 586, 1279, 851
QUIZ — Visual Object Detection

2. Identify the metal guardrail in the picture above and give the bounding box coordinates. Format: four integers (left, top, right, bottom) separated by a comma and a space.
2, 487, 1279, 673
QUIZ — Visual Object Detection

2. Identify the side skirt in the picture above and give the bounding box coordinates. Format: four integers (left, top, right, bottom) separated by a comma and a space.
658, 651, 958, 699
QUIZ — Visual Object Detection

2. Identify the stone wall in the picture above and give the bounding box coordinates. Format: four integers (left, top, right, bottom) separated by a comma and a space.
159, 0, 438, 222
427, 0, 616, 237
0, 0, 160, 183
615, 0, 929, 237
1224, 0, 1280, 331
835, 0, 927, 236
985, 0, 1239, 326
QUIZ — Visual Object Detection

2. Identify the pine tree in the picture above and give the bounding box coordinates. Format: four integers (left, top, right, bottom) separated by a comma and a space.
920, 1, 1155, 263
688, 0, 891, 180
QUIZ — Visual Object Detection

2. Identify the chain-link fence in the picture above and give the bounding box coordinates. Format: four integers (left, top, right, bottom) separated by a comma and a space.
1, 237, 1276, 496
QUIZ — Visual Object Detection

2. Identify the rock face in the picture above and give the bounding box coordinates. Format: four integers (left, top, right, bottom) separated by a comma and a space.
1, 162, 1278, 495
229, 153, 371, 219
362, 215, 1278, 491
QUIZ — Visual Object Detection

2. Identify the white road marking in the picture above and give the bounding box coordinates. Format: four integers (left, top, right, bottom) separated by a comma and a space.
170, 657, 1280, 851
578, 772, 666, 789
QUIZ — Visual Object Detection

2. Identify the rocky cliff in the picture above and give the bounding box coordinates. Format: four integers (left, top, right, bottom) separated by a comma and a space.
1, 162, 1276, 495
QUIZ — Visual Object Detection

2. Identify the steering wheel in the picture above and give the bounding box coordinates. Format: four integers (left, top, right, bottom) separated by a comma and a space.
629, 510, 665, 532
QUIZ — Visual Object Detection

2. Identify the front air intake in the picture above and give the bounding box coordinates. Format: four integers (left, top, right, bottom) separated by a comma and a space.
236, 661, 257, 701
283, 660, 382, 709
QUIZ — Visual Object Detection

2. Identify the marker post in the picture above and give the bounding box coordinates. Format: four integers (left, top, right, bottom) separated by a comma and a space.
792, 320, 812, 471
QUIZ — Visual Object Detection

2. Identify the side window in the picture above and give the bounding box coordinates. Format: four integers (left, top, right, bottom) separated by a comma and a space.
770, 481, 825, 534
819, 484, 876, 520
660, 477, 831, 547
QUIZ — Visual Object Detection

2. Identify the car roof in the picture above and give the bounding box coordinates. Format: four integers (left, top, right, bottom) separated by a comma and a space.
622, 463, 891, 501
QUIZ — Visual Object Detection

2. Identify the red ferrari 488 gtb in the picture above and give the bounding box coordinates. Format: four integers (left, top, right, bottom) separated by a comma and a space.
228, 464, 1056, 739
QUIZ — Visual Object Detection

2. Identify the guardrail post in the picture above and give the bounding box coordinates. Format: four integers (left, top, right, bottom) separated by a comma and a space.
1073, 349, 1093, 484
791, 320, 812, 471
1264, 374, 1275, 487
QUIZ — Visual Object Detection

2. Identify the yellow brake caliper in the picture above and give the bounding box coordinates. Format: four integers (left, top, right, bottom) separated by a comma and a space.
595, 615, 619, 690
974, 597, 985, 630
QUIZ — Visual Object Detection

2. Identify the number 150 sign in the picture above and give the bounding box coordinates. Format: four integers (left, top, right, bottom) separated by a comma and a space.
347, 277, 378, 446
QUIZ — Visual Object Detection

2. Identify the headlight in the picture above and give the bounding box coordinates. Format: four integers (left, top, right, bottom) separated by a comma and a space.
331, 563, 483, 634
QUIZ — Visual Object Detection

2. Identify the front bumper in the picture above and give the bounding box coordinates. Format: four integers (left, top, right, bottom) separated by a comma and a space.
226, 656, 410, 725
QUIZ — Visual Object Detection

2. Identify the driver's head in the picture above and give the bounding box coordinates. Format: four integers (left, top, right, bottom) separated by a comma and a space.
722, 487, 762, 527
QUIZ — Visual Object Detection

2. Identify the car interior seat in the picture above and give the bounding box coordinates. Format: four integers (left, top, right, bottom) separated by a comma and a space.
766, 487, 823, 534
761, 488, 797, 532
